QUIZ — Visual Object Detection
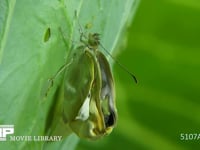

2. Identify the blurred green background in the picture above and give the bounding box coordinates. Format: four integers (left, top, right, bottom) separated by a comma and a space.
77, 0, 200, 150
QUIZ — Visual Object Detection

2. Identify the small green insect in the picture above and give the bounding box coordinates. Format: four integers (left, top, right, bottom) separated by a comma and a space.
45, 21, 137, 140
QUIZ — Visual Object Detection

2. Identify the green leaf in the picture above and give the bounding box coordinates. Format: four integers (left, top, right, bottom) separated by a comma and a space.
0, 0, 139, 149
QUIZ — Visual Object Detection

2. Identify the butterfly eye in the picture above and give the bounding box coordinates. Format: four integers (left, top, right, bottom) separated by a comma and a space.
88, 33, 100, 48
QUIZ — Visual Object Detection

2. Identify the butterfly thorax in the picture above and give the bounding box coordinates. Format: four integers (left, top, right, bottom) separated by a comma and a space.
81, 33, 100, 51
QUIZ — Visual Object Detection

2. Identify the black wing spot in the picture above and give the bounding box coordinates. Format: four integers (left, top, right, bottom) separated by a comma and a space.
104, 111, 116, 127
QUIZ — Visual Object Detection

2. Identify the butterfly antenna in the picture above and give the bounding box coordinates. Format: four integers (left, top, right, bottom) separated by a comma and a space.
74, 10, 87, 40
100, 43, 137, 84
